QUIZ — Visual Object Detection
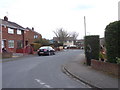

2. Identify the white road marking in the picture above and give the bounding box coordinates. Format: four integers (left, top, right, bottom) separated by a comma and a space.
44, 85, 52, 88
40, 82, 45, 85
35, 79, 40, 82
35, 79, 53, 88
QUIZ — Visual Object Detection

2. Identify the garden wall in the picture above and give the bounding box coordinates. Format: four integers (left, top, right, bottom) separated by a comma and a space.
91, 59, 120, 77
2, 52, 13, 58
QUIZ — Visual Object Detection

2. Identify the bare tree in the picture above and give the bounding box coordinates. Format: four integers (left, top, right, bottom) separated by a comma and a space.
70, 31, 79, 40
70, 32, 79, 44
53, 28, 70, 43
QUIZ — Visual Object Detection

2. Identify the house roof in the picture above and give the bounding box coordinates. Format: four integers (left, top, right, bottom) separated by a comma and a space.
1, 17, 25, 30
26, 27, 41, 36
53, 37, 74, 41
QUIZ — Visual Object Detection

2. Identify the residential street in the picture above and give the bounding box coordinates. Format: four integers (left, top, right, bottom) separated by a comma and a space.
2, 50, 90, 88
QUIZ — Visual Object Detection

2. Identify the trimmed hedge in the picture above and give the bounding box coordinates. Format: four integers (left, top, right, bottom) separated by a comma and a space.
31, 43, 41, 51
105, 21, 120, 63
84, 35, 100, 60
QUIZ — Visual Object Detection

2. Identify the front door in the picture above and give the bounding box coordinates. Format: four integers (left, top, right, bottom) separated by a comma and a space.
25, 41, 28, 46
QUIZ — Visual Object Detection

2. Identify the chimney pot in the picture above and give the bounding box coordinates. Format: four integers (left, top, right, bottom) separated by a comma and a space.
4, 16, 8, 21
32, 27, 34, 31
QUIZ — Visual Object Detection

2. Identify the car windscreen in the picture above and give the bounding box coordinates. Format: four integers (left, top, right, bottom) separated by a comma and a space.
40, 47, 49, 49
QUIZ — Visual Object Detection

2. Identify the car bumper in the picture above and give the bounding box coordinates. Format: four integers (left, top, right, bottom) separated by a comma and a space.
38, 52, 49, 55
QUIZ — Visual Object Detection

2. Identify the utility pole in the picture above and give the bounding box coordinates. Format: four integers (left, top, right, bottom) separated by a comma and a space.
118, 1, 120, 20
84, 16, 86, 36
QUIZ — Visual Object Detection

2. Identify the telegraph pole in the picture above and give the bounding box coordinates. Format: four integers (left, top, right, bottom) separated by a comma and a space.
84, 16, 86, 36
117, 2, 120, 59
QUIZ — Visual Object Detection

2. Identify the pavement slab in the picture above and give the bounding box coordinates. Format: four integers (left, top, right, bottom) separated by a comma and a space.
62, 55, 119, 89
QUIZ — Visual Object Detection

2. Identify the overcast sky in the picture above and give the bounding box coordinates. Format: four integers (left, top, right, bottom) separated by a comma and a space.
0, 0, 119, 39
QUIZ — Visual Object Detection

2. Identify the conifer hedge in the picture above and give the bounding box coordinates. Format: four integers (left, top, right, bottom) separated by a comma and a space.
105, 21, 120, 63
84, 35, 100, 60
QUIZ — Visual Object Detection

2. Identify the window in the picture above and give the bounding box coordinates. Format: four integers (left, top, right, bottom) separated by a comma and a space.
17, 40, 23, 49
8, 28, 14, 34
69, 40, 72, 43
34, 35, 38, 39
8, 40, 14, 48
17, 30, 22, 35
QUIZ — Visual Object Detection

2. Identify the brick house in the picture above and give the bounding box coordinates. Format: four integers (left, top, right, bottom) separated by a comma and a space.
1, 16, 25, 53
24, 27, 42, 46
0, 16, 42, 53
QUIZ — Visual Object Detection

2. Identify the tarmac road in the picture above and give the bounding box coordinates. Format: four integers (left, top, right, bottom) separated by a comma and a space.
2, 50, 90, 88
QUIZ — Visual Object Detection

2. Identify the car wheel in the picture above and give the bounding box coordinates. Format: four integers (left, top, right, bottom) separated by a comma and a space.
53, 52, 55, 55
48, 52, 51, 56
38, 53, 41, 56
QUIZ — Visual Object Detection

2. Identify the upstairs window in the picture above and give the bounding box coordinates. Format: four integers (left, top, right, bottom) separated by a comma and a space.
17, 30, 22, 35
34, 35, 38, 39
8, 28, 14, 34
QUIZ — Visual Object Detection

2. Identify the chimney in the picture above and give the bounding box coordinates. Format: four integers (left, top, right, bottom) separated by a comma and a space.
32, 27, 34, 31
4, 16, 8, 21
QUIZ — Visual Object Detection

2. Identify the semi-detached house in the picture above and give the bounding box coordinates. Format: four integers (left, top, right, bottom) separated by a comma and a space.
0, 16, 42, 53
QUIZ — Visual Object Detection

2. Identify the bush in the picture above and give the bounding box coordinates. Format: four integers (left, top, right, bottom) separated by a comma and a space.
105, 21, 120, 63
116, 57, 120, 64
31, 43, 41, 51
84, 35, 100, 60
99, 51, 106, 61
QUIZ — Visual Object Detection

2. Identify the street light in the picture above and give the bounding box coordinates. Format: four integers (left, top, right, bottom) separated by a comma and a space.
118, 1, 120, 20
84, 16, 86, 36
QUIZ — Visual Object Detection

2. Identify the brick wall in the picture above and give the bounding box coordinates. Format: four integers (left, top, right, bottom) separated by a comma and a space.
91, 59, 120, 77
2, 52, 13, 58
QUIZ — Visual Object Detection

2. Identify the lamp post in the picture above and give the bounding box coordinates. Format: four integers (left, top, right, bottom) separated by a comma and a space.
84, 16, 86, 36
118, 1, 120, 20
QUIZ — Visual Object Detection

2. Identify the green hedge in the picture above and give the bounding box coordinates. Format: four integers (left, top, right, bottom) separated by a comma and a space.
31, 43, 41, 51
84, 35, 100, 60
105, 21, 120, 63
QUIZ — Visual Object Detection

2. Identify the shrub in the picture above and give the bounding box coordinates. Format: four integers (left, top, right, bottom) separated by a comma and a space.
105, 21, 120, 63
116, 57, 120, 64
31, 43, 41, 51
84, 35, 100, 60
99, 51, 106, 61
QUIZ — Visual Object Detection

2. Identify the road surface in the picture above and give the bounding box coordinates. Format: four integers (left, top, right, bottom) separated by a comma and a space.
2, 50, 89, 88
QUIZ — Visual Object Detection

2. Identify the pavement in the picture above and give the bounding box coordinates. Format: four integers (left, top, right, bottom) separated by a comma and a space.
62, 54, 120, 89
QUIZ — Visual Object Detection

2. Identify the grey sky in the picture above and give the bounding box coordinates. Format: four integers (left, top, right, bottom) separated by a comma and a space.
0, 0, 119, 39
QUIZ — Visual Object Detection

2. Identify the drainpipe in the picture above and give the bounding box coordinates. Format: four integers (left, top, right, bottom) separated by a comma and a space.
22, 30, 25, 55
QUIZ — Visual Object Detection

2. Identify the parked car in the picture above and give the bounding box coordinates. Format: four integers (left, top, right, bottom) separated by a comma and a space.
37, 46, 55, 56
